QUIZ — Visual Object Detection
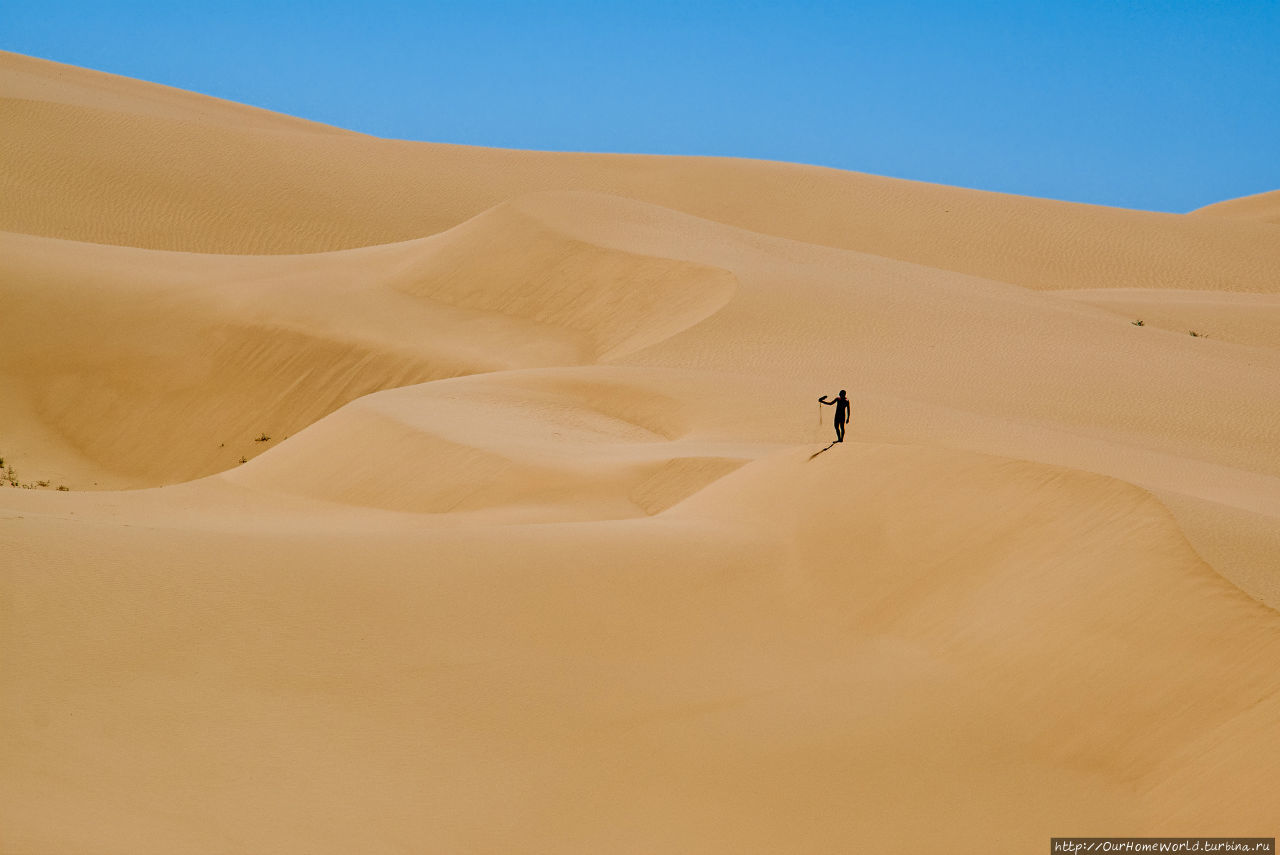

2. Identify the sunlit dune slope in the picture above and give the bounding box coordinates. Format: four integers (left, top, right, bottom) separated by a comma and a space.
5, 443, 1279, 851
226, 369, 752, 521
3, 51, 1280, 855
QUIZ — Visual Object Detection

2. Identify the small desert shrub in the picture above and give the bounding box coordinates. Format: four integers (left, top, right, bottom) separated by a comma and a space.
255, 433, 271, 442
1131, 319, 1144, 326
57, 485, 69, 491
239, 456, 247, 464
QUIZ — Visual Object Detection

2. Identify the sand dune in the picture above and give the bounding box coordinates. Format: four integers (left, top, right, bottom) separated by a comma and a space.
5, 49, 1279, 290
3, 50, 1279, 853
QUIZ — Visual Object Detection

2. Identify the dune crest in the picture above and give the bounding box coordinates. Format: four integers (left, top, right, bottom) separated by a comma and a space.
1191, 188, 1280, 225
387, 200, 738, 360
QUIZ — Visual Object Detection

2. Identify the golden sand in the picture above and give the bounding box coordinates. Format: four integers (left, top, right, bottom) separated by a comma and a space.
3, 50, 1278, 851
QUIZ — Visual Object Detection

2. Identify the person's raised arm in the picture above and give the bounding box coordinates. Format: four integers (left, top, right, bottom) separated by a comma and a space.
818, 395, 831, 405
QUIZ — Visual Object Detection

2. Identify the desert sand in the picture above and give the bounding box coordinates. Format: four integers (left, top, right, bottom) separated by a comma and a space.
2, 49, 1279, 852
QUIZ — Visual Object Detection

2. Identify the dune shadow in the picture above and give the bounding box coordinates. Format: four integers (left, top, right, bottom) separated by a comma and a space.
808, 441, 838, 460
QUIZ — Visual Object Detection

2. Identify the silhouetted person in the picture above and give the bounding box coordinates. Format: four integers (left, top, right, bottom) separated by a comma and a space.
818, 390, 850, 442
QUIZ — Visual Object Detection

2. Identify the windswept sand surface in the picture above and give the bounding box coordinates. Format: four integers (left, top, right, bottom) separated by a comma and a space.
3, 50, 1279, 852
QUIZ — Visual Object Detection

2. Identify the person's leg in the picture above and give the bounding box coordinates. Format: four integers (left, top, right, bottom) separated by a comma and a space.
835, 417, 844, 442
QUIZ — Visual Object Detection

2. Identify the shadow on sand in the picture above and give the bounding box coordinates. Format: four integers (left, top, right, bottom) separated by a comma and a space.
808, 441, 838, 460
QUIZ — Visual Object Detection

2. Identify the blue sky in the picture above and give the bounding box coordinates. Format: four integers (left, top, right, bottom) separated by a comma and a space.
5, 1, 1277, 212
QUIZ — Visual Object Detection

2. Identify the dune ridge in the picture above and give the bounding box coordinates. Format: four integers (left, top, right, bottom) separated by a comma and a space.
1191, 188, 1280, 225
3, 50, 1279, 852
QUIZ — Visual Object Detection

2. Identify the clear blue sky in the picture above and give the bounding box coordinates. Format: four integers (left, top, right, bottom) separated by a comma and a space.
5, 1, 1277, 212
